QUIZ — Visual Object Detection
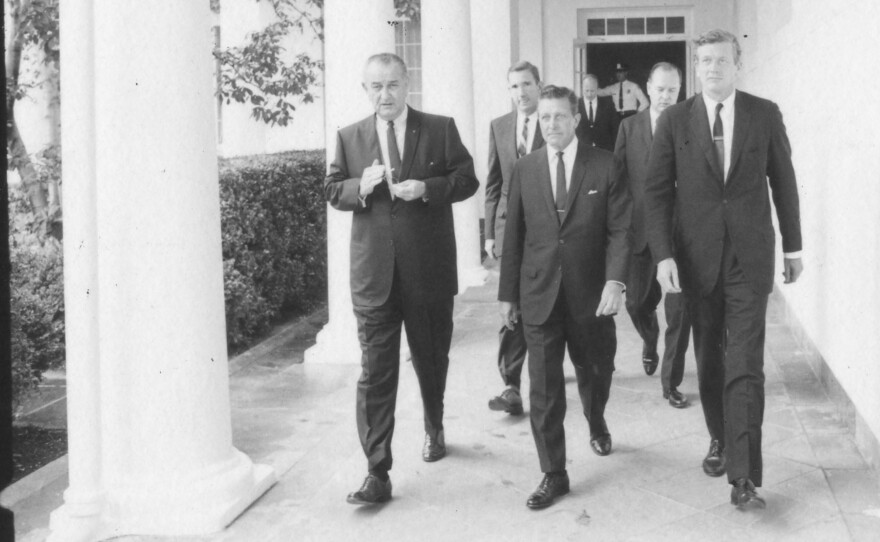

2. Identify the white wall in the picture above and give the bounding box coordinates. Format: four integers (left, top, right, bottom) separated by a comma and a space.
734, 0, 880, 447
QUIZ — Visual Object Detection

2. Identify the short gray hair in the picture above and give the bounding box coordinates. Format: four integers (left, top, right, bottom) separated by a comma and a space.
365, 53, 408, 77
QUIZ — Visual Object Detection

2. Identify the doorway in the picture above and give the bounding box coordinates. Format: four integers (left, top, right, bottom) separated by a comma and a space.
585, 41, 687, 103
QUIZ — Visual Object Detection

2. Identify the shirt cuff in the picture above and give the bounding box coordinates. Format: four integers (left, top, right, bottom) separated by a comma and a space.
608, 280, 627, 293
783, 251, 802, 259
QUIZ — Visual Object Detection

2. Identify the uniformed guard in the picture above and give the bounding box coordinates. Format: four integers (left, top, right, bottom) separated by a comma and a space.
598, 62, 649, 119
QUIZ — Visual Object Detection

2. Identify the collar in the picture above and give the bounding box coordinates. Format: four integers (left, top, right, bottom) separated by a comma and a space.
547, 135, 579, 159
702, 89, 736, 113
379, 105, 409, 129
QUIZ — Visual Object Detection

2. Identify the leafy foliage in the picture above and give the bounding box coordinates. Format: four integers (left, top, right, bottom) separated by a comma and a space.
394, 0, 420, 21
219, 149, 327, 347
215, 0, 324, 127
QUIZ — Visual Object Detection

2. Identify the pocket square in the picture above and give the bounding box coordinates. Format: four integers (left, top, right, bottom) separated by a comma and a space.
588, 189, 599, 195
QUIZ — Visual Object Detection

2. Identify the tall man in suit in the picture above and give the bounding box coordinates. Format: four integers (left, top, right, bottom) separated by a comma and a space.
645, 30, 803, 509
576, 74, 619, 151
325, 53, 479, 505
615, 62, 692, 408
499, 86, 631, 509
484, 61, 545, 416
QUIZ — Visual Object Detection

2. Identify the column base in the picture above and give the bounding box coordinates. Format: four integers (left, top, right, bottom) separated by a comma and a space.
48, 450, 276, 540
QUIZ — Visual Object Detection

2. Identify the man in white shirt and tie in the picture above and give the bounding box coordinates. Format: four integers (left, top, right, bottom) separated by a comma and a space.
498, 85, 631, 509
599, 62, 649, 119
576, 74, 619, 151
484, 62, 545, 417
614, 62, 692, 408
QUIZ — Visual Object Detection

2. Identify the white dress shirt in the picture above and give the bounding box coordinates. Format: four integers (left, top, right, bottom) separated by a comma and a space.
517, 110, 538, 154
650, 108, 661, 136
547, 136, 579, 202
598, 80, 649, 112
583, 98, 598, 123
376, 105, 408, 185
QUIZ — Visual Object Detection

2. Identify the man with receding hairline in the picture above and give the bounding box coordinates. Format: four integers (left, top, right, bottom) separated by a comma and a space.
499, 85, 631, 509
645, 29, 803, 509
325, 52, 478, 505
576, 74, 619, 151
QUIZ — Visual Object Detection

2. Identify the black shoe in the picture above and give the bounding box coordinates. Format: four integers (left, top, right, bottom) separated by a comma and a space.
422, 430, 446, 462
346, 474, 392, 505
488, 387, 524, 415
730, 478, 766, 509
663, 387, 689, 408
590, 434, 612, 456
526, 471, 570, 509
643, 351, 659, 376
702, 439, 726, 477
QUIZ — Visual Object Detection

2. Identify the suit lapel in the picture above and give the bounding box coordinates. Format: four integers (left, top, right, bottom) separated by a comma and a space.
727, 92, 751, 184
536, 150, 557, 222
561, 143, 590, 225
532, 121, 544, 151
401, 108, 422, 181
638, 111, 652, 162
506, 112, 518, 156
689, 96, 724, 186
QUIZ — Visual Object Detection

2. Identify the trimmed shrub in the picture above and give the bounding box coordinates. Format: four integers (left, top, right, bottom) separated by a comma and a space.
219, 149, 327, 348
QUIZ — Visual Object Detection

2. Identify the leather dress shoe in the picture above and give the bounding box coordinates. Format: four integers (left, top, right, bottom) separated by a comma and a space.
730, 478, 766, 509
422, 430, 446, 462
642, 351, 659, 376
526, 471, 570, 509
590, 434, 612, 456
346, 474, 392, 505
488, 387, 524, 415
702, 439, 726, 477
663, 387, 689, 408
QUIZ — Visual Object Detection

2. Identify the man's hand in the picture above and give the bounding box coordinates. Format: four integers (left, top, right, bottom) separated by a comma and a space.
657, 258, 681, 294
359, 158, 387, 197
595, 282, 625, 317
783, 257, 803, 284
390, 179, 426, 201
484, 239, 496, 260
499, 301, 519, 330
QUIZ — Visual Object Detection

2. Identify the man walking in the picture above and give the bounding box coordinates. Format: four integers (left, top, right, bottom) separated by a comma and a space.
325, 53, 479, 505
614, 62, 692, 407
485, 61, 545, 416
576, 74, 619, 151
645, 30, 803, 508
499, 86, 631, 509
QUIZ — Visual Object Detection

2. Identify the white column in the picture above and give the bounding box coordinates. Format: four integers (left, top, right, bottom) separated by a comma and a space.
50, 2, 275, 539
304, 0, 396, 364
422, 0, 487, 291
50, 2, 103, 540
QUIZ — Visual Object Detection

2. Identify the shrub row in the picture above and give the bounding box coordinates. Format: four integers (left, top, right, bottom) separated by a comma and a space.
9, 149, 328, 410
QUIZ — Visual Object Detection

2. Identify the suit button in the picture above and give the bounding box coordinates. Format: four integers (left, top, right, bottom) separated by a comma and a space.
722, 200, 728, 204
559, 239, 565, 245
391, 213, 397, 219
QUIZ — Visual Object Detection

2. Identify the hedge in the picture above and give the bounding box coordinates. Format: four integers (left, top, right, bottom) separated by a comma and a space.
10, 148, 328, 410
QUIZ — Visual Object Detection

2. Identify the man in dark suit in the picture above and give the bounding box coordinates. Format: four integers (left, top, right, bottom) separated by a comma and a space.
325, 53, 479, 505
576, 74, 619, 151
645, 30, 803, 509
499, 86, 631, 509
615, 62, 692, 407
484, 61, 545, 416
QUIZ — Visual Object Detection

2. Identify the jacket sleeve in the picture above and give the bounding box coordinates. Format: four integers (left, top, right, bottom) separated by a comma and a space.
484, 124, 502, 240
644, 111, 677, 264
324, 130, 370, 213
498, 163, 525, 303
766, 103, 802, 253
422, 117, 479, 205
605, 151, 632, 283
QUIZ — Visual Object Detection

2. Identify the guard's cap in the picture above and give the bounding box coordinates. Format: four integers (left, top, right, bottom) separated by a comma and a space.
615, 63, 629, 71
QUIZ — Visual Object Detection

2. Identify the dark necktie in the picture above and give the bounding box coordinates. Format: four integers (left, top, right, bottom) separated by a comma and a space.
712, 103, 724, 181
518, 117, 529, 157
588, 101, 594, 124
618, 83, 624, 111
387, 120, 402, 184
555, 151, 567, 221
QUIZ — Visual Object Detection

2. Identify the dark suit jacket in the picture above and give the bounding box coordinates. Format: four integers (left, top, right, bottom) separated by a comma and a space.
614, 109, 653, 254
576, 96, 619, 152
498, 141, 631, 325
644, 91, 802, 296
325, 108, 479, 307
484, 111, 544, 257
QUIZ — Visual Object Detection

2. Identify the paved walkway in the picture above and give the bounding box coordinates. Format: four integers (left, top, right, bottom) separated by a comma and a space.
9, 270, 880, 541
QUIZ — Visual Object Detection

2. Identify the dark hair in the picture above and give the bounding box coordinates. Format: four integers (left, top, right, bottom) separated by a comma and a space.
539, 85, 578, 115
508, 61, 541, 83
648, 61, 682, 82
693, 29, 742, 64
365, 53, 408, 77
